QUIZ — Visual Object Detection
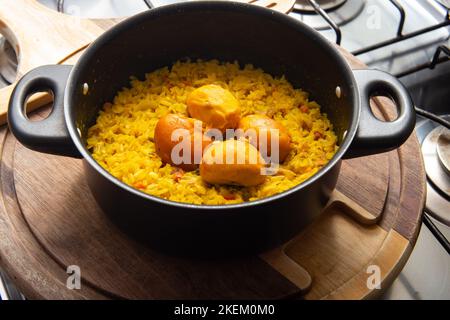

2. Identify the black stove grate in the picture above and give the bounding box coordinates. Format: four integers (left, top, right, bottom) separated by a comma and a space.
297, 0, 450, 77
397, 45, 450, 77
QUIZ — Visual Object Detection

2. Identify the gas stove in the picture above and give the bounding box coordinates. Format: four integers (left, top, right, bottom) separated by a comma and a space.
292, 0, 450, 300
0, 0, 449, 300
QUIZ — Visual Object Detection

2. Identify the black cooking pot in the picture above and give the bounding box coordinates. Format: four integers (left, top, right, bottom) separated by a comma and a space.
8, 1, 415, 255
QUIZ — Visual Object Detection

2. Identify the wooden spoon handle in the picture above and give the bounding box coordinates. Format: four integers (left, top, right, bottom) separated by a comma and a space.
260, 248, 312, 293
237, 0, 296, 13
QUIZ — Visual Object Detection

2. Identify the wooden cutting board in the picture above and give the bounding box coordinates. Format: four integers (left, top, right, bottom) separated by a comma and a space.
0, 0, 425, 299
0, 52, 425, 299
0, 0, 295, 124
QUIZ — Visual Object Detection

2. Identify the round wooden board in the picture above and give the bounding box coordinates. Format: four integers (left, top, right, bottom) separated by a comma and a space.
0, 78, 426, 300
0, 8, 426, 299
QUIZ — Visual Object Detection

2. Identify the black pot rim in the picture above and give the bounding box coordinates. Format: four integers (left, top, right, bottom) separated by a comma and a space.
64, 0, 360, 211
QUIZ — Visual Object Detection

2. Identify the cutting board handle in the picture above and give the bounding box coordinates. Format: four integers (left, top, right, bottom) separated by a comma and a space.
0, 0, 108, 124
0, 0, 296, 125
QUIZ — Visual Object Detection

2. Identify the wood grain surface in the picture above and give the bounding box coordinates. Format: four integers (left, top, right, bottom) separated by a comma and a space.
0, 4, 426, 300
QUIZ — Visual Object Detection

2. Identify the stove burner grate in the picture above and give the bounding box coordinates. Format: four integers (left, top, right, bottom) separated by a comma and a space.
423, 127, 450, 200
419, 116, 450, 252
294, 0, 346, 13
291, 0, 364, 44
293, 0, 450, 77
0, 37, 18, 87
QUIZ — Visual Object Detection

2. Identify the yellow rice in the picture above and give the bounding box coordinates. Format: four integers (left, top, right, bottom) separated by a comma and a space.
87, 60, 338, 205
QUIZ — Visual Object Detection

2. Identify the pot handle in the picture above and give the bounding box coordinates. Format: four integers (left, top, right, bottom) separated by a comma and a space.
8, 65, 81, 158
345, 69, 416, 158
